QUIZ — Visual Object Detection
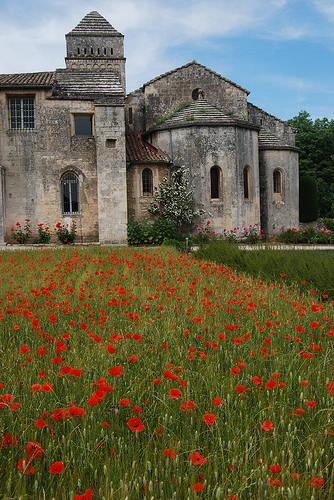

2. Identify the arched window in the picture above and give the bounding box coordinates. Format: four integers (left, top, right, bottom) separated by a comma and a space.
273, 169, 282, 194
62, 173, 79, 214
210, 166, 221, 199
142, 168, 152, 195
243, 166, 250, 200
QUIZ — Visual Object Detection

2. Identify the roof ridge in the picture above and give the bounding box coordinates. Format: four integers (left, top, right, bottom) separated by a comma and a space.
140, 61, 249, 95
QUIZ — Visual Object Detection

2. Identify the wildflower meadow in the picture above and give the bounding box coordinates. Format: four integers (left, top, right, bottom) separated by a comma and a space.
0, 246, 333, 499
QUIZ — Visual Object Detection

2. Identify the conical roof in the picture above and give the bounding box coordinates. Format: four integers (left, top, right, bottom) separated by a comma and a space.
150, 98, 256, 131
67, 11, 122, 36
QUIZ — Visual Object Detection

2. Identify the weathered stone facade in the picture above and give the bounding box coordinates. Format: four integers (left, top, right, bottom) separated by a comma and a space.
0, 11, 299, 245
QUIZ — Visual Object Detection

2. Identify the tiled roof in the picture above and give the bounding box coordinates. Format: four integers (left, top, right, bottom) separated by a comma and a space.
126, 133, 170, 163
0, 72, 55, 88
258, 129, 299, 151
53, 69, 123, 98
150, 98, 256, 131
141, 61, 249, 94
67, 11, 122, 37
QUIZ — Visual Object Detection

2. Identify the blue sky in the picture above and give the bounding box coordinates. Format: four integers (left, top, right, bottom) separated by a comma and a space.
0, 0, 333, 121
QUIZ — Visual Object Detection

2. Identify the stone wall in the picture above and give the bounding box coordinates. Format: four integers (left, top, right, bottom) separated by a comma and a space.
151, 123, 260, 233
127, 163, 170, 220
259, 148, 299, 236
0, 89, 100, 243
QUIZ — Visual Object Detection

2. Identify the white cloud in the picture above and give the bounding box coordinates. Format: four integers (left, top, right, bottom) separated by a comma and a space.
312, 0, 334, 22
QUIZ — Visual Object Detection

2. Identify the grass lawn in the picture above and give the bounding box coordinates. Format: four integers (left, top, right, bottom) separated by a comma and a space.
0, 246, 333, 499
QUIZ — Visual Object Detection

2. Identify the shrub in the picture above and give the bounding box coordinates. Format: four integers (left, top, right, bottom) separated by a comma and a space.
163, 237, 190, 252
10, 219, 32, 244
33, 224, 51, 244
149, 167, 204, 227
55, 221, 76, 244
127, 217, 177, 246
299, 176, 318, 222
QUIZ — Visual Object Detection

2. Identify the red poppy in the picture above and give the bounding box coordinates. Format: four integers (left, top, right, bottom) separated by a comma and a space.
306, 401, 316, 408
24, 441, 45, 459
301, 380, 309, 386
87, 397, 100, 406
169, 388, 181, 399
153, 378, 161, 385
67, 406, 85, 417
2, 434, 17, 448
108, 366, 124, 376
270, 464, 282, 473
212, 398, 222, 406
270, 478, 283, 487
295, 409, 305, 414
119, 398, 130, 406
163, 449, 175, 458
49, 315, 57, 324
127, 418, 144, 432
310, 477, 323, 489
34, 419, 48, 428
261, 420, 273, 431
190, 452, 207, 465
73, 489, 93, 500
50, 408, 65, 421
265, 380, 277, 389
203, 413, 216, 425
18, 457, 35, 475
193, 482, 206, 491
179, 400, 195, 411
49, 461, 64, 474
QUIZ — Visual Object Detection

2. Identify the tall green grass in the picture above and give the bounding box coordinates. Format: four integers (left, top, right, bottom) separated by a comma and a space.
195, 239, 334, 298
0, 246, 333, 499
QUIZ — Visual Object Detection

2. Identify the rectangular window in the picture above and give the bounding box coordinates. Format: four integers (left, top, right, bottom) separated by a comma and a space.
9, 97, 35, 130
74, 115, 93, 135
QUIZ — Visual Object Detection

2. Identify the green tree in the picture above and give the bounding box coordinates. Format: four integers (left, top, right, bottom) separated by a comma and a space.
288, 111, 334, 217
148, 166, 204, 227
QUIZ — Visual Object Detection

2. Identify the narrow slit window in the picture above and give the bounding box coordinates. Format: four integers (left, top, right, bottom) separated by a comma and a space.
273, 170, 282, 194
244, 167, 250, 200
210, 166, 220, 199
62, 173, 79, 214
142, 168, 152, 195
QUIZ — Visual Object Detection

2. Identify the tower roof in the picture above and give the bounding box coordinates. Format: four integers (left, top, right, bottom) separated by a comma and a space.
66, 11, 123, 37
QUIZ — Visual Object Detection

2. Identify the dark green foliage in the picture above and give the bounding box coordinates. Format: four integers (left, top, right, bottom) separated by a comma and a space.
33, 224, 51, 244
127, 217, 176, 246
288, 111, 334, 217
277, 226, 334, 244
162, 238, 190, 252
194, 238, 334, 298
55, 221, 76, 244
299, 175, 319, 222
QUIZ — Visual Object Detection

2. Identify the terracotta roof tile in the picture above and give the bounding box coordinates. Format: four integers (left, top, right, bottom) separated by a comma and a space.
0, 72, 55, 88
126, 134, 170, 163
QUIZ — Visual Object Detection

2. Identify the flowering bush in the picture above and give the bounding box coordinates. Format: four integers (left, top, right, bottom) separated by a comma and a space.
55, 221, 76, 244
10, 219, 32, 244
33, 224, 51, 244
149, 166, 204, 227
193, 220, 215, 244
242, 223, 262, 244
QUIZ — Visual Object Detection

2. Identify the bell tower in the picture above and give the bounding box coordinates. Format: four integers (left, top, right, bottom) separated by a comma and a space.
65, 11, 126, 92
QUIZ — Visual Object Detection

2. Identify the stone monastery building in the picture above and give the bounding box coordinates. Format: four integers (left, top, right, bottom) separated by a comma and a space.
0, 11, 299, 245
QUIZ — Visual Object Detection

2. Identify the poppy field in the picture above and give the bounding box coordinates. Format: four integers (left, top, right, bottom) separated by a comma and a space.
0, 246, 333, 499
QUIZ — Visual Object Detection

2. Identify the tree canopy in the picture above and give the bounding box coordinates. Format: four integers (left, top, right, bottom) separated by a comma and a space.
288, 111, 334, 217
